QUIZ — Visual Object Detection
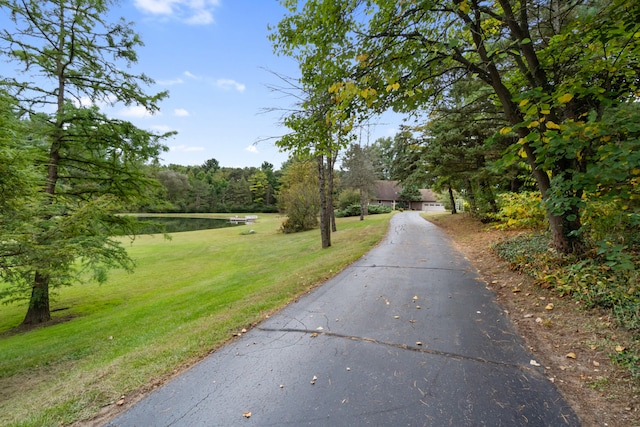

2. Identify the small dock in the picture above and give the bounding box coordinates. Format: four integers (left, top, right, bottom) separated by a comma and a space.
229, 215, 258, 224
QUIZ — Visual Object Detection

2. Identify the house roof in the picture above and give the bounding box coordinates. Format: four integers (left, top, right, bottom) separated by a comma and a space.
374, 180, 438, 203
419, 189, 438, 203
374, 180, 401, 201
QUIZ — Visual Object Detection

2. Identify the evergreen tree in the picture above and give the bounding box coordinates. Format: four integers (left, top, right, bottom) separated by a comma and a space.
0, 0, 171, 324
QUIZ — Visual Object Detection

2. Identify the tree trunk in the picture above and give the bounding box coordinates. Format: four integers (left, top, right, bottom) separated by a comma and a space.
448, 185, 457, 214
23, 272, 51, 324
359, 188, 366, 221
23, 132, 62, 326
328, 152, 337, 233
465, 178, 477, 214
317, 155, 331, 248
22, 47, 66, 325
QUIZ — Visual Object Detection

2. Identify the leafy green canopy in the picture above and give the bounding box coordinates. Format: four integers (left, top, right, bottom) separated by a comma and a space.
273, 0, 640, 254
0, 0, 172, 322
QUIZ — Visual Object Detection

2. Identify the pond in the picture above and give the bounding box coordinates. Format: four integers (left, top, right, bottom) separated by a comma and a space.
134, 216, 241, 234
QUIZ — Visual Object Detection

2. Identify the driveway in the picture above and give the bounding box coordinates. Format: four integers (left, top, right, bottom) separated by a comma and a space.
106, 212, 579, 426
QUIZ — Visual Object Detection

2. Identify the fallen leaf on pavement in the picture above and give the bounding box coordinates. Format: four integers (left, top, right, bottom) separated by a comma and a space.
242, 412, 252, 418
545, 303, 554, 310
566, 352, 577, 359
530, 360, 541, 366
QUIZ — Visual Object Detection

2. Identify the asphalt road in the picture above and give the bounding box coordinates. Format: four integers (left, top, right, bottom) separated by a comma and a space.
105, 212, 579, 426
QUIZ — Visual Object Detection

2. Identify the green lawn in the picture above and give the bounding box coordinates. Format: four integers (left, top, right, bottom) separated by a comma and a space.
0, 213, 392, 426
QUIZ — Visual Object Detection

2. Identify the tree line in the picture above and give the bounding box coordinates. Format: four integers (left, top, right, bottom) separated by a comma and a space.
145, 160, 281, 214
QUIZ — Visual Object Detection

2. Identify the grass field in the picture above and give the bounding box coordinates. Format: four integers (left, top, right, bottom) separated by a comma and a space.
0, 213, 392, 426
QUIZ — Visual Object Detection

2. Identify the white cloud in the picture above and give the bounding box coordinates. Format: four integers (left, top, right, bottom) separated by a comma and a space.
184, 70, 198, 79
72, 95, 117, 109
216, 79, 246, 93
170, 144, 205, 152
174, 108, 190, 117
245, 144, 258, 154
157, 77, 184, 86
150, 124, 175, 133
118, 105, 156, 118
134, 0, 173, 15
73, 96, 94, 108
186, 9, 213, 25
134, 0, 220, 25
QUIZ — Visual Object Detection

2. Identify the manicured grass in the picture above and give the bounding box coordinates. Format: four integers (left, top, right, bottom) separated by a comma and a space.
0, 213, 392, 426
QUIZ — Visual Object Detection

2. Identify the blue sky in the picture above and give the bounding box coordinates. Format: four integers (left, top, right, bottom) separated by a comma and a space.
4, 0, 406, 169
119, 0, 407, 169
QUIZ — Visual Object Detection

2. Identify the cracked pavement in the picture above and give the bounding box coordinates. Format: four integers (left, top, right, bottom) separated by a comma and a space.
105, 212, 579, 426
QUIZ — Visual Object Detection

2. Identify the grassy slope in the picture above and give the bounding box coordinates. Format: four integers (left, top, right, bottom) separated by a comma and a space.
0, 213, 392, 426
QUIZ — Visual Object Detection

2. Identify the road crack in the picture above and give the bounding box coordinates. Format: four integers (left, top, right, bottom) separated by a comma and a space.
257, 326, 536, 373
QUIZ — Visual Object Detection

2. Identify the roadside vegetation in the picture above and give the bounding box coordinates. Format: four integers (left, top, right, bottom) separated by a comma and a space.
0, 213, 392, 426
488, 194, 640, 379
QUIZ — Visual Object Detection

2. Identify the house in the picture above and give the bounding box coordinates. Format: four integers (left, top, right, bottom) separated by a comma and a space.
373, 180, 446, 212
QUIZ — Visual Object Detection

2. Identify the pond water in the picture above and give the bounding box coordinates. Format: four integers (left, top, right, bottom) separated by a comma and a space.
135, 217, 240, 233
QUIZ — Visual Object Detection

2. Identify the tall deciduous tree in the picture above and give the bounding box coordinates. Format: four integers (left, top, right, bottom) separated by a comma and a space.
0, 0, 171, 324
271, 0, 362, 248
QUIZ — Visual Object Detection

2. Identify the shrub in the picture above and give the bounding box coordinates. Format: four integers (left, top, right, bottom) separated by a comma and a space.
335, 204, 361, 218
491, 191, 547, 230
335, 204, 392, 218
368, 205, 392, 214
493, 233, 639, 333
337, 189, 361, 210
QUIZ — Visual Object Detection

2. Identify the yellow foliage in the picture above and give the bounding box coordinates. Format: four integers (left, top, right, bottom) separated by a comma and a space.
328, 82, 342, 94
458, 0, 470, 14
519, 99, 529, 107
527, 120, 540, 128
558, 93, 574, 104
499, 126, 512, 135
385, 82, 400, 92
545, 120, 561, 130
